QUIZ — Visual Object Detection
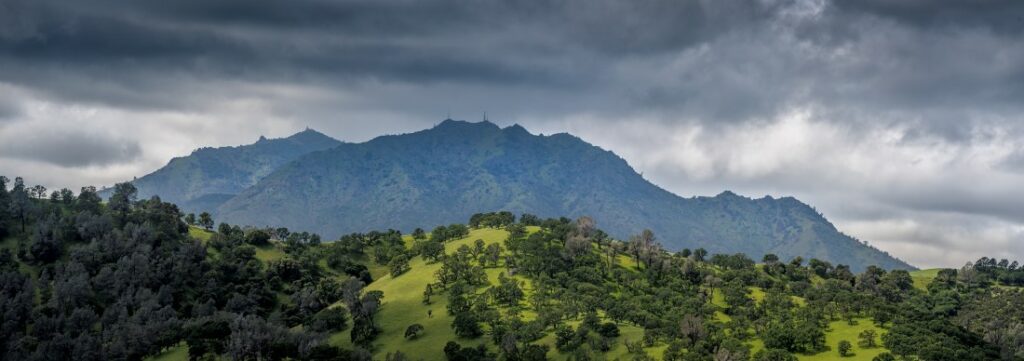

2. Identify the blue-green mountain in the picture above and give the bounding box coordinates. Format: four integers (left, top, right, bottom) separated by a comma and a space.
200, 120, 911, 271
107, 128, 341, 213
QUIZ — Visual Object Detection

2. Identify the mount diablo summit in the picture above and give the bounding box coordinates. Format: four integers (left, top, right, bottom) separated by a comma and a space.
132, 120, 914, 271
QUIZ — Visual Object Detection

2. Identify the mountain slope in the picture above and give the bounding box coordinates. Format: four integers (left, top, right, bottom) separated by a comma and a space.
112, 128, 341, 213
217, 120, 912, 271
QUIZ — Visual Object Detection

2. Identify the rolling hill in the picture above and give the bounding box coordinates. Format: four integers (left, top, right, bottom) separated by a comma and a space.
212, 120, 912, 271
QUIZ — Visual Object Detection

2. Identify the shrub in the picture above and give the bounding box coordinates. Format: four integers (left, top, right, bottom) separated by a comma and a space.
598, 322, 620, 338
405, 324, 424, 339
838, 340, 853, 357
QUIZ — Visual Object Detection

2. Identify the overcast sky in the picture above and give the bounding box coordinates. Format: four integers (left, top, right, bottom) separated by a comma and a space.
2, 0, 1023, 268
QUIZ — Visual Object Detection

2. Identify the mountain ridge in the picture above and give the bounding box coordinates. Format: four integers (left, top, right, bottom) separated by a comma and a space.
107, 128, 342, 213
210, 120, 912, 271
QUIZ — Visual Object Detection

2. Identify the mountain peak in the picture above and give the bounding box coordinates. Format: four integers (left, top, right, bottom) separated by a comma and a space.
715, 190, 743, 199
436, 119, 499, 130
287, 127, 330, 139
503, 123, 531, 136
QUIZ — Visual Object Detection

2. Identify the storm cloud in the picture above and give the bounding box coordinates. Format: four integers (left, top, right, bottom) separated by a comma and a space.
1, 0, 1022, 268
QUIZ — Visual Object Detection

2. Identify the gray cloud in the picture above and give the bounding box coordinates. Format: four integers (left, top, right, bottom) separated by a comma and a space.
0, 97, 19, 120
834, 0, 1024, 34
3, 0, 1022, 136
0, 0, 1022, 267
0, 125, 142, 167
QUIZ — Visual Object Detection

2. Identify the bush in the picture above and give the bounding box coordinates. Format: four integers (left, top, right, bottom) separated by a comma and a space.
598, 322, 620, 338
389, 254, 411, 277
245, 229, 272, 245
405, 324, 424, 339
838, 340, 852, 357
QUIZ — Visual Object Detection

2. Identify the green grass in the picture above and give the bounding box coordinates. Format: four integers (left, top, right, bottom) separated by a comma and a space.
188, 226, 213, 243
711, 289, 732, 322
797, 318, 887, 361
329, 226, 666, 360
748, 338, 766, 355
910, 268, 941, 291
253, 242, 287, 263
189, 226, 286, 263
329, 228, 510, 358
749, 287, 766, 303
145, 343, 189, 361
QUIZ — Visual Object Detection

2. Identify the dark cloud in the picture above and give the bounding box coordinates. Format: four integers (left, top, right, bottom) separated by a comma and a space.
0, 0, 1023, 266
0, 0, 783, 109
834, 0, 1024, 34
2, 0, 1022, 141
0, 128, 142, 167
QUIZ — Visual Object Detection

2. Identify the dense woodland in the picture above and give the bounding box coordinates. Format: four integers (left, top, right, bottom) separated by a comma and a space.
0, 176, 1021, 361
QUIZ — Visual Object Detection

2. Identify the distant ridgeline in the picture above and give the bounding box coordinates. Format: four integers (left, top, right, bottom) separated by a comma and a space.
100, 128, 342, 213
109, 120, 912, 272
0, 180, 1014, 361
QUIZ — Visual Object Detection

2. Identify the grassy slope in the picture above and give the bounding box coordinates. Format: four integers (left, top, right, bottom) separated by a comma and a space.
254, 243, 287, 263
331, 227, 669, 360
328, 228, 511, 357
151, 226, 891, 361
719, 286, 883, 360
910, 268, 940, 291
798, 318, 886, 361
147, 343, 191, 361
188, 226, 214, 242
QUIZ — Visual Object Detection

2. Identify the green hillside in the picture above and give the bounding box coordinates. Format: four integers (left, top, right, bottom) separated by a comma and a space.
0, 182, 1012, 361
150, 226, 900, 361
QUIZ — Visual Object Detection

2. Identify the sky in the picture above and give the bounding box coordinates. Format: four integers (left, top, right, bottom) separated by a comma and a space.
1, 0, 1023, 268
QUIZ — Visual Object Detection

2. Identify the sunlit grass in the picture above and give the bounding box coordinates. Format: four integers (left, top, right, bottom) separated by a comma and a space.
798, 318, 887, 361
910, 268, 941, 291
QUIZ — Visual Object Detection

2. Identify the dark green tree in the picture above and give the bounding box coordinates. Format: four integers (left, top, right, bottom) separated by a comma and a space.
199, 212, 214, 230
838, 340, 852, 357
108, 182, 137, 224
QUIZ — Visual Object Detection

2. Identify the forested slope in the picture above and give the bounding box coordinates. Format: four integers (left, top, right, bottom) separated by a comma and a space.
0, 177, 1014, 361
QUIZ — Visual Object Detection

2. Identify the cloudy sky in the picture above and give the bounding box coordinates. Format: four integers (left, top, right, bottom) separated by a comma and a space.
2, 0, 1023, 268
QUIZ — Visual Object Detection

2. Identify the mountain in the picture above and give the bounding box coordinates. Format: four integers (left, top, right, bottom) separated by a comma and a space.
216, 120, 912, 271
110, 128, 341, 213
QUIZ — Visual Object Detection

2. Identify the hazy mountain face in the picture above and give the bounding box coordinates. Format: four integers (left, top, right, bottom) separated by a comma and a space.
209, 120, 911, 271
116, 129, 341, 213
